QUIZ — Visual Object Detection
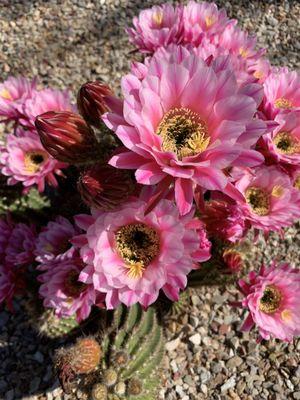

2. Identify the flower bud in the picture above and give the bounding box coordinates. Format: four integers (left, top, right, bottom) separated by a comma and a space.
77, 81, 113, 126
35, 111, 101, 164
222, 249, 243, 274
78, 163, 135, 211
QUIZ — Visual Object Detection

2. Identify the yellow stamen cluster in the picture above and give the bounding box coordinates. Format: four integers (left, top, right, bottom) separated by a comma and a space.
0, 88, 12, 100
259, 285, 282, 314
156, 108, 210, 160
239, 47, 249, 58
24, 151, 47, 173
273, 132, 300, 155
294, 176, 300, 190
115, 223, 160, 280
281, 309, 292, 322
253, 70, 264, 80
245, 187, 270, 216
152, 11, 163, 26
274, 97, 293, 109
205, 15, 216, 27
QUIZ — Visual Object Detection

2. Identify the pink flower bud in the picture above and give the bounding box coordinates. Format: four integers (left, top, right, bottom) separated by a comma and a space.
78, 163, 135, 211
35, 111, 101, 164
77, 81, 113, 126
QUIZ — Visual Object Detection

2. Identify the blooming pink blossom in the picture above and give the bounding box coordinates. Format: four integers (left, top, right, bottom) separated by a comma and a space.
5, 222, 36, 266
215, 24, 265, 62
20, 88, 75, 128
233, 165, 300, 233
38, 255, 98, 322
73, 194, 211, 309
262, 68, 300, 119
35, 216, 78, 262
106, 48, 267, 215
262, 111, 300, 166
0, 76, 36, 121
126, 3, 184, 53
182, 1, 234, 46
0, 129, 67, 192
238, 262, 300, 342
247, 57, 271, 83
201, 199, 247, 242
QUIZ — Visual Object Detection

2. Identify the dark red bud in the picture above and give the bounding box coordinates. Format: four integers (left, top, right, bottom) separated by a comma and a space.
35, 111, 101, 164
77, 81, 113, 127
78, 163, 135, 211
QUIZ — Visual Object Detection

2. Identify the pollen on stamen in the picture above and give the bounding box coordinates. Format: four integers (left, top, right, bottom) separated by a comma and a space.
273, 132, 299, 154
274, 97, 293, 109
205, 15, 216, 27
0, 88, 13, 100
152, 11, 164, 26
24, 151, 48, 173
259, 285, 282, 314
245, 187, 270, 216
156, 107, 210, 160
115, 223, 160, 280
239, 47, 249, 58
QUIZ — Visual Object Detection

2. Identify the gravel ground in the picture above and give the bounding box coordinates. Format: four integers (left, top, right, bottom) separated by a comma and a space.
0, 1, 300, 399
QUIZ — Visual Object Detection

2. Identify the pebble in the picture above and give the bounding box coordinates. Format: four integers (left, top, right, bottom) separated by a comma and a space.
221, 376, 236, 393
226, 356, 243, 369
189, 333, 201, 346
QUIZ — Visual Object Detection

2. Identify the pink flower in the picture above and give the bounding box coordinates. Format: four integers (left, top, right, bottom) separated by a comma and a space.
233, 165, 300, 233
215, 24, 265, 62
107, 48, 267, 215
262, 111, 300, 166
5, 222, 36, 265
247, 57, 271, 83
0, 263, 27, 310
20, 88, 75, 128
126, 3, 184, 53
262, 68, 300, 119
38, 255, 98, 322
238, 262, 300, 342
73, 194, 211, 309
0, 76, 36, 121
0, 129, 67, 192
201, 199, 247, 242
35, 216, 78, 262
182, 1, 234, 46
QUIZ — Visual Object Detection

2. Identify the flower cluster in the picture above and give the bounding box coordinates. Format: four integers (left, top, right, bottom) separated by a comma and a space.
0, 1, 299, 343
0, 77, 73, 192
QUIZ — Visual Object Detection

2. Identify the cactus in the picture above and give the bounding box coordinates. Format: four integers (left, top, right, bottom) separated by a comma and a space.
55, 304, 165, 399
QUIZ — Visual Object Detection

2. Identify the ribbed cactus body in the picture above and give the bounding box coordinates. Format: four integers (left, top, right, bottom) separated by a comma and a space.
56, 304, 165, 400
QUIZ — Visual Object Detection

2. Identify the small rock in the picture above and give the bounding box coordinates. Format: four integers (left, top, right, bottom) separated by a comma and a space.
189, 333, 201, 346
293, 392, 300, 400
227, 356, 243, 369
221, 376, 236, 393
165, 337, 180, 352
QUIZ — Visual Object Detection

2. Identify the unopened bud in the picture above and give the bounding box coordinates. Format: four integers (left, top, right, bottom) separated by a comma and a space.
35, 111, 101, 164
78, 163, 135, 211
77, 81, 113, 126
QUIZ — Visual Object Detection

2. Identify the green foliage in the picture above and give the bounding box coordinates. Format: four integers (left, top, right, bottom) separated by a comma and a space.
0, 186, 50, 216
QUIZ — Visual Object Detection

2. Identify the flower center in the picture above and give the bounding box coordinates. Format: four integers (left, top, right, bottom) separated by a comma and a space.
205, 15, 216, 27
273, 132, 299, 154
274, 97, 293, 109
0, 88, 12, 100
294, 176, 300, 190
259, 285, 282, 314
239, 47, 249, 58
64, 270, 86, 297
24, 151, 48, 173
152, 10, 163, 26
115, 223, 160, 279
253, 70, 264, 80
245, 187, 270, 216
156, 108, 210, 160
